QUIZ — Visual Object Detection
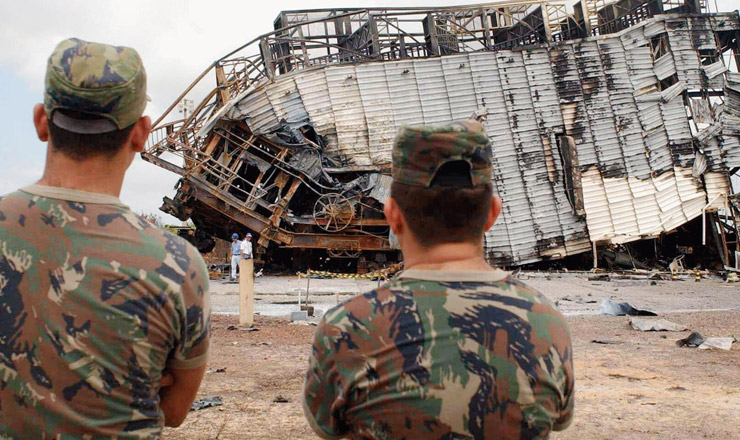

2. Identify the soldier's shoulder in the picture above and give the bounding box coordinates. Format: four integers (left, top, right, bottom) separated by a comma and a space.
148, 222, 206, 260
0, 190, 32, 207
321, 281, 395, 324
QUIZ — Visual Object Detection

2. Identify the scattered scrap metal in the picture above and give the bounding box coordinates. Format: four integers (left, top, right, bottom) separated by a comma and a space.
600, 298, 658, 316
142, 0, 740, 269
191, 396, 223, 411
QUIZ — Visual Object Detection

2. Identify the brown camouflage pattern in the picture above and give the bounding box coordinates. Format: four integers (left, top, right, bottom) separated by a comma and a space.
44, 38, 147, 129
392, 120, 493, 187
0, 187, 210, 440
304, 271, 573, 440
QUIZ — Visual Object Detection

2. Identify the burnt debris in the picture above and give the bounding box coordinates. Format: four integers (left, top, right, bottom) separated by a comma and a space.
143, 1, 740, 270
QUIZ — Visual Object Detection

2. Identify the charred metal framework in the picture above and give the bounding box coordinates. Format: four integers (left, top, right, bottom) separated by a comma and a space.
143, 0, 740, 268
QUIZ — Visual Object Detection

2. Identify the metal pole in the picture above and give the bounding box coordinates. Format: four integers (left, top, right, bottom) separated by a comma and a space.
305, 269, 310, 306
703, 193, 724, 245
592, 241, 598, 269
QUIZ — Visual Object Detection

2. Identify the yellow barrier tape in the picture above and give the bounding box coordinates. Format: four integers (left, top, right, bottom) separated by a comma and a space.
298, 264, 402, 280
298, 269, 389, 280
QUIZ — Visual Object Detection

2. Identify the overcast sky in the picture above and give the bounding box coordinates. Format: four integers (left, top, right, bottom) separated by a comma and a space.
0, 0, 737, 224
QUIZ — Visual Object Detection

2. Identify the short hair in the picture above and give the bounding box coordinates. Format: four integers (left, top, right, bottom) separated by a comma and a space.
390, 162, 493, 248
48, 110, 134, 162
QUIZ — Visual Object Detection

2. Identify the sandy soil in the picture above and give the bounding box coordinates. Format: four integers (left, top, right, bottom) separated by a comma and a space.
210, 273, 740, 317
165, 275, 740, 440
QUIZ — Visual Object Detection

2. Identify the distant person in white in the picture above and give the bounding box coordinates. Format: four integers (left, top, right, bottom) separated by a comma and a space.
230, 232, 241, 281
241, 233, 253, 259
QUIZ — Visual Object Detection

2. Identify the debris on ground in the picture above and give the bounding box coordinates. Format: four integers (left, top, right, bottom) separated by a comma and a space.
228, 324, 259, 331
273, 395, 290, 403
629, 317, 688, 332
600, 299, 657, 316
191, 396, 223, 411
591, 339, 625, 345
289, 320, 318, 326
557, 295, 598, 305
676, 332, 705, 347
698, 337, 736, 351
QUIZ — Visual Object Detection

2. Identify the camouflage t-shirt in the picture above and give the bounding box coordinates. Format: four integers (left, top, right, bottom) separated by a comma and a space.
304, 269, 573, 440
0, 185, 210, 439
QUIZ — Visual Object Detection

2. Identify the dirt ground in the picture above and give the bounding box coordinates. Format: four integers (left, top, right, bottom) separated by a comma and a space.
165, 275, 740, 440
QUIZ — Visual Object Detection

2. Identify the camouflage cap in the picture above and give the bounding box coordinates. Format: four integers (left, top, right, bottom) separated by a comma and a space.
44, 38, 147, 134
391, 120, 492, 187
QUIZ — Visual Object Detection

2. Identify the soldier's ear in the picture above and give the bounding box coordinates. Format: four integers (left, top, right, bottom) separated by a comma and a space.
383, 198, 404, 236
127, 116, 152, 153
484, 195, 502, 231
33, 104, 49, 142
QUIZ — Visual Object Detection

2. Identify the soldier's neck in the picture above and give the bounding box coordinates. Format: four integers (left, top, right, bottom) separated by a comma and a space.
37, 147, 126, 198
402, 241, 493, 272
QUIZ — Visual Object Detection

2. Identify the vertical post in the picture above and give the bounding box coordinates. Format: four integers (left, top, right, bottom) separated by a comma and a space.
580, 0, 593, 36
305, 269, 311, 306
239, 259, 254, 327
542, 6, 553, 42
592, 241, 598, 269
259, 39, 275, 80
480, 9, 491, 49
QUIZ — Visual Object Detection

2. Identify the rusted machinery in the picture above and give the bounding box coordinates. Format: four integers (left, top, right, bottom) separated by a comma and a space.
143, 0, 740, 268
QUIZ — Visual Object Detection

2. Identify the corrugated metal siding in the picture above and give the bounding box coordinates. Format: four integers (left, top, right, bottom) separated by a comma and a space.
501, 50, 566, 260
225, 14, 739, 265
661, 94, 693, 166
236, 83, 281, 135
599, 38, 652, 179
325, 65, 372, 165
468, 51, 522, 263
722, 73, 740, 168
703, 172, 730, 210
476, 51, 541, 264
356, 64, 396, 164
264, 78, 307, 126
294, 69, 339, 153
414, 58, 454, 125
524, 48, 592, 257
441, 55, 479, 120
384, 60, 424, 130
666, 18, 703, 89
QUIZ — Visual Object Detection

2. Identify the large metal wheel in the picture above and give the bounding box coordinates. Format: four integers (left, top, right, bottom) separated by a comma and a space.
313, 193, 355, 232
327, 248, 362, 258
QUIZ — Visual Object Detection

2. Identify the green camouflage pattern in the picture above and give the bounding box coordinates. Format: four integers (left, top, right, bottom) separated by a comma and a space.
44, 38, 148, 129
0, 188, 210, 440
304, 272, 573, 439
392, 120, 493, 187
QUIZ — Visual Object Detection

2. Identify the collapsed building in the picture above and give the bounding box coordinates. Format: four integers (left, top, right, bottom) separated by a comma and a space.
143, 0, 740, 269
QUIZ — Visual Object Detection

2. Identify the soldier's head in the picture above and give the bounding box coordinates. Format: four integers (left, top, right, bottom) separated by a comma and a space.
384, 120, 502, 250
33, 38, 151, 163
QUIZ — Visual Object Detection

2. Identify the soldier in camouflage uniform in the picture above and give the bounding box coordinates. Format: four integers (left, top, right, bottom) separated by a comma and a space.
303, 121, 574, 439
0, 39, 210, 439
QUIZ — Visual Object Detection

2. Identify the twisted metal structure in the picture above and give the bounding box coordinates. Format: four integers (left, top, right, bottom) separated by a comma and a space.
143, 0, 740, 268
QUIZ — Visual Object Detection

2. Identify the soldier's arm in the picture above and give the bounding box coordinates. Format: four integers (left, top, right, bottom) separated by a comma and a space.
553, 328, 575, 431
303, 317, 349, 439
160, 365, 208, 427
161, 243, 212, 426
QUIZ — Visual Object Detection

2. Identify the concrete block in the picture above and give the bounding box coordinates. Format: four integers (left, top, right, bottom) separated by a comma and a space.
290, 311, 308, 322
